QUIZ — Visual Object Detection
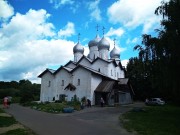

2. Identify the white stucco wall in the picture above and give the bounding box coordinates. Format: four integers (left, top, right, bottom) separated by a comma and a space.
99, 49, 109, 60
69, 67, 91, 101
54, 68, 71, 100
40, 72, 55, 102
89, 46, 99, 60
74, 52, 83, 62
91, 59, 108, 75
91, 74, 102, 104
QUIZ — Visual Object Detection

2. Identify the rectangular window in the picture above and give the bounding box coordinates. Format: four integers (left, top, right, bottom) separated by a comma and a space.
48, 81, 51, 87
117, 72, 119, 78
62, 80, 64, 86
111, 70, 113, 76
78, 79, 80, 85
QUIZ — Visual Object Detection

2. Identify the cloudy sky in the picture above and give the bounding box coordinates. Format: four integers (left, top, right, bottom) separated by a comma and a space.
0, 0, 166, 83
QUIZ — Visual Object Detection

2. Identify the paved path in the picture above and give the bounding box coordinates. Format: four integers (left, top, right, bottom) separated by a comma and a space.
4, 103, 143, 135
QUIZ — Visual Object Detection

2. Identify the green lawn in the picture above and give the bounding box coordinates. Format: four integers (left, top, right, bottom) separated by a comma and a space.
121, 105, 180, 135
0, 108, 36, 135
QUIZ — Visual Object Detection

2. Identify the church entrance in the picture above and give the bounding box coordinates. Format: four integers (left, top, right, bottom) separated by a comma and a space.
95, 92, 109, 105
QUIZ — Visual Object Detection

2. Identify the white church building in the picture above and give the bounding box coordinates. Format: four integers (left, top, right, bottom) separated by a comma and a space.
38, 32, 134, 105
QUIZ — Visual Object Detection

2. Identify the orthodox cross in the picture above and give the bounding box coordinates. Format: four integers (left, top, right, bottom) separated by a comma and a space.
102, 26, 105, 36
113, 38, 116, 47
96, 24, 99, 32
78, 33, 80, 42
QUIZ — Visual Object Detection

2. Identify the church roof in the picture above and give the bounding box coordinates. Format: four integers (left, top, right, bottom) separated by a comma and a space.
118, 78, 129, 84
64, 60, 77, 67
76, 55, 92, 65
64, 83, 76, 91
38, 68, 56, 78
95, 80, 115, 92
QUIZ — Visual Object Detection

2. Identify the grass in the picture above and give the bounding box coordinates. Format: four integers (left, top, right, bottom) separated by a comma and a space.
0, 108, 36, 135
0, 128, 35, 135
120, 105, 180, 135
0, 116, 17, 127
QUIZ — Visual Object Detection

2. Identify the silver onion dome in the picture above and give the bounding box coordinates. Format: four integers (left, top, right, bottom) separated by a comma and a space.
73, 42, 84, 54
98, 37, 110, 50
110, 46, 120, 59
88, 35, 101, 48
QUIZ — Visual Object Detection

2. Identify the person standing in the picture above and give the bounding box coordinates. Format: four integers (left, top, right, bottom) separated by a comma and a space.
100, 97, 104, 107
7, 96, 12, 107
87, 99, 91, 107
3, 96, 8, 108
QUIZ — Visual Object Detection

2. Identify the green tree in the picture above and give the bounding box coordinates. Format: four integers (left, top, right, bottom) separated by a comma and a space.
127, 0, 180, 104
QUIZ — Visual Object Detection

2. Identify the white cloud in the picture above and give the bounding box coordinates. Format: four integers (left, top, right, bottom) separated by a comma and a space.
121, 59, 129, 68
0, 0, 14, 20
0, 9, 55, 49
87, 0, 101, 21
107, 0, 164, 33
0, 9, 76, 83
126, 37, 139, 44
105, 27, 124, 37
58, 22, 75, 38
49, 0, 74, 9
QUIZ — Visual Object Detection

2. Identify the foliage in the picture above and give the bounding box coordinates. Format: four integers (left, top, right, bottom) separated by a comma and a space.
121, 105, 180, 135
127, 0, 180, 104
0, 80, 40, 104
23, 101, 81, 113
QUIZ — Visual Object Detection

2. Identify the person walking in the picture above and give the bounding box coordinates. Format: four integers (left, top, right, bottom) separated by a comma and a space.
100, 97, 104, 107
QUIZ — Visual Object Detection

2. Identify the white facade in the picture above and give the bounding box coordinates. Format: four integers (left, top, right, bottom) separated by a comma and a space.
38, 35, 129, 105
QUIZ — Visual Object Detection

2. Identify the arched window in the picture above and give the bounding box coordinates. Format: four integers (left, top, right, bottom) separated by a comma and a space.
78, 79, 80, 85
48, 81, 51, 87
62, 80, 64, 86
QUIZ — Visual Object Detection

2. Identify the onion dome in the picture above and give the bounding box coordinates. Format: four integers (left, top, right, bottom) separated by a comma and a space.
98, 37, 110, 50
110, 46, 120, 59
73, 42, 84, 54
88, 35, 101, 48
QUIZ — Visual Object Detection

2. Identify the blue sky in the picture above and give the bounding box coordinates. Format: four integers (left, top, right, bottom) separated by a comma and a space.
0, 0, 167, 83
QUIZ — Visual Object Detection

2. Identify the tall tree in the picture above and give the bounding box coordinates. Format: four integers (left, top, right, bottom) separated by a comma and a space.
127, 0, 180, 104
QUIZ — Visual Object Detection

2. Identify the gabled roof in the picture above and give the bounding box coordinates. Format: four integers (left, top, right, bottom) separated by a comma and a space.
64, 60, 77, 67
38, 68, 55, 78
76, 55, 92, 65
71, 64, 116, 80
64, 83, 76, 91
92, 57, 111, 64
53, 66, 71, 75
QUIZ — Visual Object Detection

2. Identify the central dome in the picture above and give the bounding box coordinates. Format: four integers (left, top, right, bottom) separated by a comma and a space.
73, 42, 84, 54
88, 35, 101, 48
98, 37, 110, 50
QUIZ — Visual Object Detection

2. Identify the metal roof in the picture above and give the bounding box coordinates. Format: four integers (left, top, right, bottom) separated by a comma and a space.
95, 81, 115, 92
118, 78, 129, 84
